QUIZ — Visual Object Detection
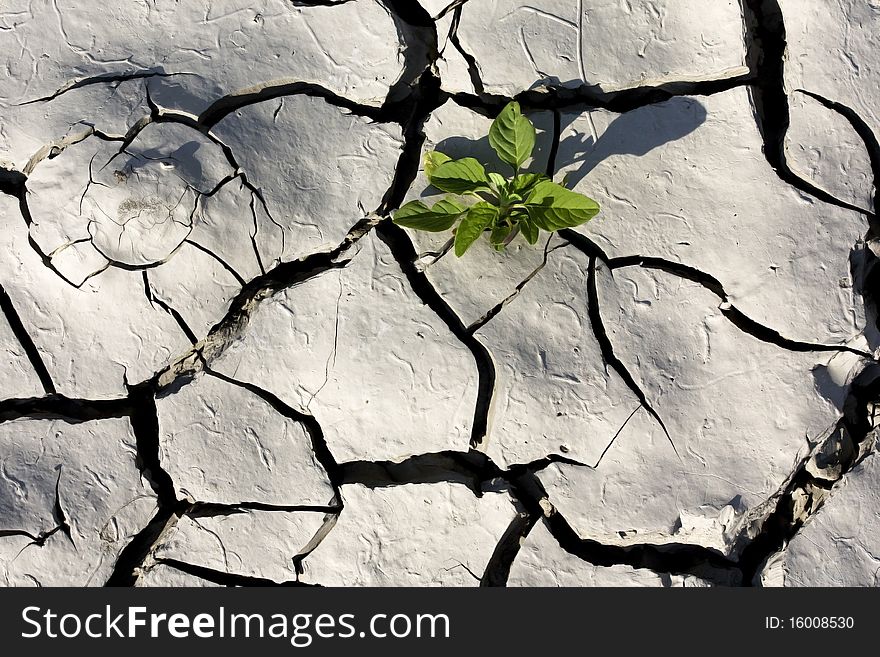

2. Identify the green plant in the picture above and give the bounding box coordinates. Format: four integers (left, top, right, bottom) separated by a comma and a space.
393, 101, 600, 257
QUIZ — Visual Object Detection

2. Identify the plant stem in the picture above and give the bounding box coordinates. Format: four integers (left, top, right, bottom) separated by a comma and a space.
502, 225, 520, 247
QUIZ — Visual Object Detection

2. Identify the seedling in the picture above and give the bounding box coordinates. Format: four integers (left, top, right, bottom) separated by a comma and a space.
393, 101, 600, 256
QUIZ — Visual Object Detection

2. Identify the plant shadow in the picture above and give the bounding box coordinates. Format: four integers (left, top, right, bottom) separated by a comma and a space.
427, 90, 708, 196
556, 95, 708, 189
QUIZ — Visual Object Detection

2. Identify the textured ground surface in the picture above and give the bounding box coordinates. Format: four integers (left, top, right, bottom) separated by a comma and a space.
1, 0, 879, 587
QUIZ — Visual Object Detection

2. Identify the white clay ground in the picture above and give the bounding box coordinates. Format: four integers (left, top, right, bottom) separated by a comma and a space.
1, 0, 879, 587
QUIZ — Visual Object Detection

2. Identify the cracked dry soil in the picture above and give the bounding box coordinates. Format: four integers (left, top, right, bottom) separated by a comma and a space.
1, 0, 879, 587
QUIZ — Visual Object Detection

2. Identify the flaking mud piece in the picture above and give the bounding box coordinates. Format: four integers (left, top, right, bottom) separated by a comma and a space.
432, 3, 479, 96
156, 373, 336, 507
443, 0, 748, 96
300, 482, 517, 586
0, 195, 191, 397
507, 519, 710, 587
213, 232, 478, 463
143, 510, 330, 584
211, 95, 403, 263
536, 263, 857, 558
769, 443, 880, 586
0, 418, 157, 586
556, 89, 867, 344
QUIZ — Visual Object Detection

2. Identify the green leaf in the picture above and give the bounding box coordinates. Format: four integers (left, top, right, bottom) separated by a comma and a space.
424, 151, 451, 179
454, 202, 497, 256
393, 198, 467, 232
511, 172, 548, 196
525, 180, 600, 230
488, 172, 507, 192
489, 101, 536, 169
519, 214, 539, 244
428, 158, 492, 194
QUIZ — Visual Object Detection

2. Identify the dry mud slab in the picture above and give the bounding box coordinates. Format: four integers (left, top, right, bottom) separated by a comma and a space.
1, 0, 879, 587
